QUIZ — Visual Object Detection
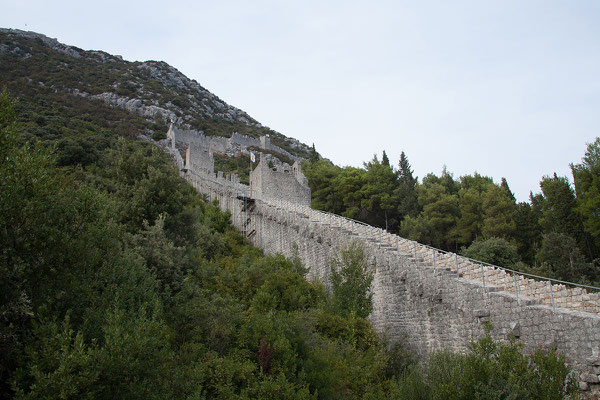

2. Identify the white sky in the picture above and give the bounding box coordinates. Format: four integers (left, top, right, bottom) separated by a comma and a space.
2, 0, 599, 202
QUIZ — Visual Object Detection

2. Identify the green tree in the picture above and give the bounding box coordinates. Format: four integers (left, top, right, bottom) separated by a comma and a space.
106, 138, 194, 232
481, 185, 517, 240
126, 215, 186, 296
0, 91, 119, 394
396, 151, 419, 220
500, 177, 516, 202
459, 172, 494, 192
417, 180, 460, 250
571, 137, 600, 253
454, 173, 496, 246
535, 232, 596, 283
400, 214, 434, 245
513, 201, 543, 265
359, 156, 399, 231
13, 307, 175, 400
455, 187, 484, 246
438, 166, 461, 195
426, 332, 580, 400
329, 242, 374, 319
538, 174, 588, 258
302, 159, 343, 213
335, 166, 367, 220
381, 150, 390, 167
309, 143, 319, 163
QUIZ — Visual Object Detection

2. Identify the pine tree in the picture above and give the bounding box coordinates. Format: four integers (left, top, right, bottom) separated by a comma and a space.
382, 150, 390, 167
396, 151, 419, 219
309, 143, 319, 163
513, 201, 542, 265
417, 182, 460, 250
538, 174, 588, 257
455, 173, 493, 246
360, 156, 399, 231
500, 177, 516, 202
571, 137, 600, 255
481, 185, 517, 241
455, 188, 484, 245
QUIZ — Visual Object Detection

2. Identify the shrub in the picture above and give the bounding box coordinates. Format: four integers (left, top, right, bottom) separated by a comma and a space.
329, 242, 374, 319
461, 237, 520, 268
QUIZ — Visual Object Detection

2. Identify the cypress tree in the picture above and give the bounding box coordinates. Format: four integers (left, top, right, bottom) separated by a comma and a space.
397, 151, 419, 219
382, 150, 390, 167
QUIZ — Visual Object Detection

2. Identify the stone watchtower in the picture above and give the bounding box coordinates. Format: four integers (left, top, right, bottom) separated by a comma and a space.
260, 134, 271, 150
250, 157, 311, 207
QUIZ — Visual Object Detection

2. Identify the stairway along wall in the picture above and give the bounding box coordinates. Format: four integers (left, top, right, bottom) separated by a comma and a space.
181, 167, 600, 394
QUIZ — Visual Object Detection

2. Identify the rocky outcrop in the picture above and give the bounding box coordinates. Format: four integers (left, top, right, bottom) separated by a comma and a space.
71, 90, 183, 125
0, 28, 120, 62
0, 28, 261, 128
0, 28, 312, 158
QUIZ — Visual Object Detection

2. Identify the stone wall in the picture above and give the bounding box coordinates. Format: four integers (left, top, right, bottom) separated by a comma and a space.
172, 151, 600, 396
246, 200, 600, 394
229, 131, 261, 148
250, 158, 311, 207
186, 143, 214, 174
168, 124, 229, 153
168, 124, 302, 162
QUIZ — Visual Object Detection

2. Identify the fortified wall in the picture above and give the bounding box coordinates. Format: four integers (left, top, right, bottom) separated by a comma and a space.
166, 123, 302, 163
167, 123, 312, 207
216, 193, 600, 394
250, 158, 311, 207
163, 126, 600, 395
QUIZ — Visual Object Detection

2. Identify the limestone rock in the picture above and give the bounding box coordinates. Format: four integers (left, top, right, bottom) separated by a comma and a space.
581, 373, 599, 383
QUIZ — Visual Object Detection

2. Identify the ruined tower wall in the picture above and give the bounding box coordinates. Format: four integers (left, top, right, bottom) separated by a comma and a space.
250, 159, 311, 207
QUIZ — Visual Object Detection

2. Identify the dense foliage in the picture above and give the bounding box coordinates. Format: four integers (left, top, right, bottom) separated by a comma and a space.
408, 330, 580, 400
303, 145, 600, 286
0, 90, 387, 399
0, 89, 582, 399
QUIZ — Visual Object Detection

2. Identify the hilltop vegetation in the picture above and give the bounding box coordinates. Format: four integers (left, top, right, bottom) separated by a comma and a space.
0, 28, 311, 159
303, 147, 600, 286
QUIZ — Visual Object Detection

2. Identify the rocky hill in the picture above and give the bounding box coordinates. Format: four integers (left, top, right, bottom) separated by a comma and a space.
0, 28, 311, 158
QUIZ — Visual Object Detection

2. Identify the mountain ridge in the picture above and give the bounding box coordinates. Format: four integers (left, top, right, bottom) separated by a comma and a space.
0, 28, 311, 158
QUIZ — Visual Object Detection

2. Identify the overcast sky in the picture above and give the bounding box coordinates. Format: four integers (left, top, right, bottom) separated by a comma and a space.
2, 0, 599, 201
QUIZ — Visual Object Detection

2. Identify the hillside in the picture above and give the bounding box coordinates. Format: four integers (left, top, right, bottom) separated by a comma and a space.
0, 28, 311, 158
0, 28, 588, 399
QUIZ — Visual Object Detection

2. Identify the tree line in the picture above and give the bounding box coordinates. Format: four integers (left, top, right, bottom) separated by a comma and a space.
303, 144, 600, 286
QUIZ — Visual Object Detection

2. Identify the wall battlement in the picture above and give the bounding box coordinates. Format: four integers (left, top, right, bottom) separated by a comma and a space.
167, 123, 302, 163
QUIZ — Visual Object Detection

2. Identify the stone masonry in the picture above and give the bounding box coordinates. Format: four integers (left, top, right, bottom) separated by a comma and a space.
164, 129, 600, 396
249, 158, 311, 207
166, 123, 303, 163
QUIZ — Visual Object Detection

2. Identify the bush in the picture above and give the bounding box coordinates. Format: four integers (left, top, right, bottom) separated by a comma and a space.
461, 237, 520, 268
401, 332, 581, 400
152, 130, 167, 141
329, 242, 374, 318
